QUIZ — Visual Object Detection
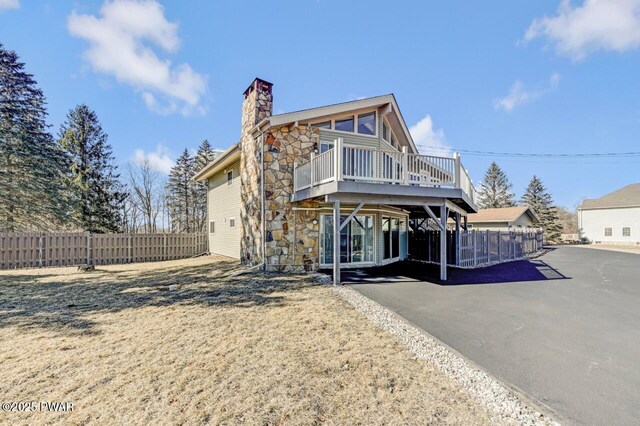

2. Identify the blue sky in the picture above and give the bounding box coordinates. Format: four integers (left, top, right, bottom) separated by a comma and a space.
2, 0, 640, 209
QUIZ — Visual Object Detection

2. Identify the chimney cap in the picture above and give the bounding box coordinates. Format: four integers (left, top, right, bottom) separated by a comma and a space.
243, 77, 273, 98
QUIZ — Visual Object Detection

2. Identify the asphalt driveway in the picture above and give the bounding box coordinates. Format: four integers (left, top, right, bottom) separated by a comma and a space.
345, 247, 640, 425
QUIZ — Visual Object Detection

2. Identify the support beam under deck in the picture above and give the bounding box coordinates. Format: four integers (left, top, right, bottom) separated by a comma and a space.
440, 205, 449, 281
333, 200, 341, 285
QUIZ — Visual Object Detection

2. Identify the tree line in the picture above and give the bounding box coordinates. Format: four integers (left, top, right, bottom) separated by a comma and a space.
0, 44, 214, 234
476, 161, 576, 242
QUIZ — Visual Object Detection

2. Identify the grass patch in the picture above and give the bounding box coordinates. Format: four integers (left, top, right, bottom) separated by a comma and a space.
0, 256, 496, 425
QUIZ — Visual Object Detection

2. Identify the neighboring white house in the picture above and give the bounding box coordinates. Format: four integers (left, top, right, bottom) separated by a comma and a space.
463, 206, 540, 232
578, 183, 640, 246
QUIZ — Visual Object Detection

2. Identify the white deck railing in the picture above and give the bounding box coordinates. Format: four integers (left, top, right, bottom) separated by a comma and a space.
293, 137, 476, 203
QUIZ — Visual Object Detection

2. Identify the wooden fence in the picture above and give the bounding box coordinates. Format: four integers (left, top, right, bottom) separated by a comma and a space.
410, 229, 544, 268
0, 232, 208, 270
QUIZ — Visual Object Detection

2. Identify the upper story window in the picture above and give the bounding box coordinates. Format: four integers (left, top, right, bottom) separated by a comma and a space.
227, 170, 233, 185
358, 112, 376, 135
310, 111, 378, 136
311, 121, 331, 129
382, 122, 389, 141
334, 116, 354, 132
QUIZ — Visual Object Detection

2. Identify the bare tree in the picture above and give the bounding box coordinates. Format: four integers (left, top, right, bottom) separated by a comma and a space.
126, 159, 165, 233
119, 191, 140, 233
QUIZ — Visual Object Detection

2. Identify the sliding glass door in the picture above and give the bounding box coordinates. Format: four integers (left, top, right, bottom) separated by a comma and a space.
321, 214, 374, 265
382, 217, 400, 260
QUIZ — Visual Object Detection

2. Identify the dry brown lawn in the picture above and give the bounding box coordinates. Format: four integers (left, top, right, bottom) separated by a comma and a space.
0, 256, 497, 425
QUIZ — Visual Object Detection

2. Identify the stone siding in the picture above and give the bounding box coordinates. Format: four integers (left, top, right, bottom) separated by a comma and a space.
263, 124, 320, 272
240, 80, 272, 266
238, 79, 321, 272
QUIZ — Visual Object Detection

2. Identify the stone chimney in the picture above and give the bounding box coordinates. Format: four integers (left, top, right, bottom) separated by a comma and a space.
240, 78, 273, 266
241, 78, 273, 134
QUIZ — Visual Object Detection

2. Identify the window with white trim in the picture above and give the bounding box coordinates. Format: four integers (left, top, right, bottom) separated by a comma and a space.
623, 227, 631, 236
227, 170, 233, 185
357, 112, 376, 135
311, 121, 331, 129
334, 116, 354, 132
320, 214, 374, 265
209, 221, 215, 234
229, 218, 236, 228
311, 111, 378, 136
604, 227, 612, 236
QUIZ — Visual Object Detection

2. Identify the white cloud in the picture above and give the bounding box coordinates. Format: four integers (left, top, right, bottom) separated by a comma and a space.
525, 0, 640, 60
134, 144, 174, 174
409, 115, 451, 155
494, 73, 560, 112
493, 81, 540, 112
68, 0, 207, 115
0, 0, 19, 11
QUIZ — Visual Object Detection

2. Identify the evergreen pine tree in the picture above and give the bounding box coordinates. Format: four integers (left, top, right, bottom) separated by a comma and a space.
0, 43, 68, 231
521, 175, 562, 243
477, 162, 516, 209
58, 104, 125, 233
166, 149, 195, 232
193, 140, 215, 232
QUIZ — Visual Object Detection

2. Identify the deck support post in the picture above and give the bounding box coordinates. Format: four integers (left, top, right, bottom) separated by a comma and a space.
440, 204, 448, 281
333, 200, 341, 286
454, 213, 461, 267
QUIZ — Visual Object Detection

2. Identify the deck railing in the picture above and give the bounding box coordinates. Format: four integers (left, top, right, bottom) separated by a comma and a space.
293, 137, 475, 203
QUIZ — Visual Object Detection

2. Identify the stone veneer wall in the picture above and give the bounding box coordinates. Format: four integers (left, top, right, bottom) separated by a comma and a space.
239, 82, 272, 266
263, 124, 321, 272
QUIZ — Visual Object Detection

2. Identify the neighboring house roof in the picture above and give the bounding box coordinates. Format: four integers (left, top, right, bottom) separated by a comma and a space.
193, 143, 241, 182
466, 206, 540, 224
580, 183, 640, 210
254, 94, 418, 154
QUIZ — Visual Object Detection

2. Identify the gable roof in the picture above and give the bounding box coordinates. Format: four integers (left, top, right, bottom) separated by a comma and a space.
192, 143, 241, 182
255, 94, 418, 154
580, 183, 640, 209
466, 206, 540, 224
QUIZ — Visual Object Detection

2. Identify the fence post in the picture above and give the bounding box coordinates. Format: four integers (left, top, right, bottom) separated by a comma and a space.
486, 229, 490, 264
498, 230, 502, 263
509, 231, 513, 259
85, 232, 91, 266
38, 233, 44, 268
473, 229, 477, 266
